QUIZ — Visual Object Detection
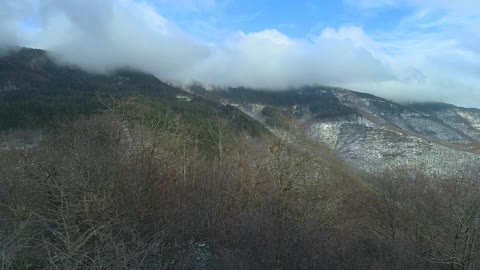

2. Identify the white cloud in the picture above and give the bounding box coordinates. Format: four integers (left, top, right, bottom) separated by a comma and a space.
346, 0, 480, 13
340, 0, 480, 106
0, 0, 480, 107
320, 26, 373, 47
155, 0, 220, 12
188, 28, 393, 88
21, 0, 209, 79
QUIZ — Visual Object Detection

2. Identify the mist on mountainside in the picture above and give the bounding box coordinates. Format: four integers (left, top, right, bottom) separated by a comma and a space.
1, 0, 480, 107
1, 40, 480, 270
1, 1, 480, 268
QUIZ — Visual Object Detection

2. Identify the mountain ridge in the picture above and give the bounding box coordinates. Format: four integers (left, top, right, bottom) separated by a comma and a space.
190, 85, 480, 177
2, 47, 479, 178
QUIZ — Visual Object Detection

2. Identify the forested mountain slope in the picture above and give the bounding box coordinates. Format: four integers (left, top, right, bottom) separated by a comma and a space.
0, 48, 267, 152
1, 47, 479, 269
191, 85, 480, 177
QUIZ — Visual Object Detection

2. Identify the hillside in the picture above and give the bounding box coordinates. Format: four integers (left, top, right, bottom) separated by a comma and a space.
1, 47, 479, 269
191, 85, 480, 177
2, 47, 479, 178
0, 48, 267, 153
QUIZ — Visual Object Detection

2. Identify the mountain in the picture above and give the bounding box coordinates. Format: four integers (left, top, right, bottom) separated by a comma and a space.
2, 47, 479, 178
406, 102, 480, 142
0, 48, 267, 150
191, 86, 480, 178
2, 48, 365, 189
2, 47, 480, 270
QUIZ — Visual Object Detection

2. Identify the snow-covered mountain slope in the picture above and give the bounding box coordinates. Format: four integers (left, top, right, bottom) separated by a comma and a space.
406, 103, 480, 142
199, 87, 480, 178
333, 122, 479, 177
334, 90, 479, 143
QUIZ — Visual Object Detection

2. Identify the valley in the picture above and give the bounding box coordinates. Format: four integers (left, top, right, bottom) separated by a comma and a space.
1, 48, 479, 270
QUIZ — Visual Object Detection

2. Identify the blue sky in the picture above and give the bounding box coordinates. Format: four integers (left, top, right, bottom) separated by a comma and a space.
147, 0, 416, 40
1, 0, 480, 107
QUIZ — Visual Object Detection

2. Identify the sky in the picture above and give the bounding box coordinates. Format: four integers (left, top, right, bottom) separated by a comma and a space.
1, 0, 479, 107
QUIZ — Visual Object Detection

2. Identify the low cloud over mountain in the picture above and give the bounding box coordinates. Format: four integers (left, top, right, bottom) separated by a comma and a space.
1, 0, 479, 107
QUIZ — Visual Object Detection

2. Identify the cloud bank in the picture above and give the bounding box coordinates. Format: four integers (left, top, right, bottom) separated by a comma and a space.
1, 0, 479, 107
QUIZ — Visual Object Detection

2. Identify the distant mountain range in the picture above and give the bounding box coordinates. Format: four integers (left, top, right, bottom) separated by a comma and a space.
190, 83, 480, 178
2, 47, 479, 178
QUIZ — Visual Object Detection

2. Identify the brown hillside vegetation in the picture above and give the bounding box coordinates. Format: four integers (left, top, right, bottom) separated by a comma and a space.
1, 109, 479, 269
